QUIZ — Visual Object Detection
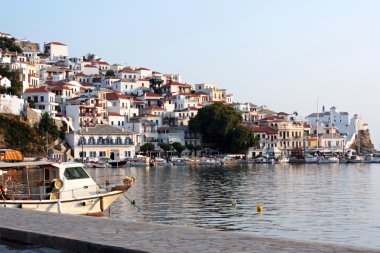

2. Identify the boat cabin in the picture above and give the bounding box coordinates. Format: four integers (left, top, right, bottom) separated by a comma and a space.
0, 162, 99, 200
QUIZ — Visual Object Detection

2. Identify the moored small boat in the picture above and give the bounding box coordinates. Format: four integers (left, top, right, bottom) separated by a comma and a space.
0, 161, 134, 215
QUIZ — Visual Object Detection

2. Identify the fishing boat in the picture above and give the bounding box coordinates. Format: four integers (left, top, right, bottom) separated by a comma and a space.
0, 161, 134, 215
316, 156, 339, 164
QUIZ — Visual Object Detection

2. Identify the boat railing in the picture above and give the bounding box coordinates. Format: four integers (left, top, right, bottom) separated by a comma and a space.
0, 183, 101, 201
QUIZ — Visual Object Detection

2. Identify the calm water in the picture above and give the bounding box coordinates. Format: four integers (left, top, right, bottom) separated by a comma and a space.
88, 163, 380, 250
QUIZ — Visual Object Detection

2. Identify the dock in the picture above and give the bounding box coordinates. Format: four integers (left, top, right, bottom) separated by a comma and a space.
0, 207, 378, 253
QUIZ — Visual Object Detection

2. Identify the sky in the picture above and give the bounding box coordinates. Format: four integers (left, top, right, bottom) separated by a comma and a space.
2, 0, 380, 148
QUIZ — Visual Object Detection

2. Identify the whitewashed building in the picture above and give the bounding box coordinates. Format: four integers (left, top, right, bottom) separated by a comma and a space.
22, 87, 58, 116
67, 125, 139, 160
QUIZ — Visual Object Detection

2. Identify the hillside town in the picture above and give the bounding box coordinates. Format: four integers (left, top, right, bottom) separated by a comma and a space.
0, 31, 372, 163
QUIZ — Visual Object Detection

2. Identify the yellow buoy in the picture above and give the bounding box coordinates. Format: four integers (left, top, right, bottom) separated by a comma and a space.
257, 204, 263, 213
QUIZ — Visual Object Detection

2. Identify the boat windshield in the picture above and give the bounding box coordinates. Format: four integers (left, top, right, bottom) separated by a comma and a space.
64, 167, 89, 180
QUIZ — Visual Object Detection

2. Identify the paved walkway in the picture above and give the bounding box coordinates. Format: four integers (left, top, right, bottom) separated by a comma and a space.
0, 207, 379, 253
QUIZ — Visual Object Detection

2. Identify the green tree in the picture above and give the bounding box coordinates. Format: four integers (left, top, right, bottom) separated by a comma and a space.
0, 66, 23, 96
150, 78, 164, 94
159, 143, 171, 162
172, 142, 186, 158
105, 70, 115, 77
227, 125, 259, 154
186, 143, 194, 157
140, 142, 155, 156
189, 103, 243, 152
0, 37, 23, 53
38, 112, 59, 144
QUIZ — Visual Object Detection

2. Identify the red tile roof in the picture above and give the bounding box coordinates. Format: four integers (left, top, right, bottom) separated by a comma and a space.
143, 105, 166, 111
251, 126, 278, 134
47, 42, 67, 46
24, 87, 51, 93
161, 81, 193, 89
106, 92, 131, 100
108, 112, 123, 117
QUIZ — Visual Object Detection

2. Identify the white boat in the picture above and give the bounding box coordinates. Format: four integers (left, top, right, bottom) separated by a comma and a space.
0, 161, 134, 215
317, 156, 339, 164
347, 155, 364, 163
153, 157, 173, 167
276, 157, 289, 163
305, 155, 318, 164
126, 156, 149, 167
198, 158, 221, 165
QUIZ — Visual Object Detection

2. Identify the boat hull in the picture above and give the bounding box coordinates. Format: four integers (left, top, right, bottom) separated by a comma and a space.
0, 191, 124, 215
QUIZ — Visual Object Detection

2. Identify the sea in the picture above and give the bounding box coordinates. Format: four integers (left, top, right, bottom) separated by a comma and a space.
87, 163, 380, 250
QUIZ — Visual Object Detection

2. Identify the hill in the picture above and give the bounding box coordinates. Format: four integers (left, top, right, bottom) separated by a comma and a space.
0, 114, 46, 156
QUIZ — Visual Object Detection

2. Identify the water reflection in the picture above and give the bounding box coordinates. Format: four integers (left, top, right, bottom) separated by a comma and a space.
87, 163, 380, 249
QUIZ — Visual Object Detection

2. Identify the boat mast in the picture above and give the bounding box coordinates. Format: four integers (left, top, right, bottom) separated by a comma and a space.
316, 100, 319, 152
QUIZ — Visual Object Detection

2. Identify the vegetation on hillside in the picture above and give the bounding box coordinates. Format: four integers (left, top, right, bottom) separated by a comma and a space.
0, 66, 23, 96
0, 113, 61, 157
0, 37, 23, 53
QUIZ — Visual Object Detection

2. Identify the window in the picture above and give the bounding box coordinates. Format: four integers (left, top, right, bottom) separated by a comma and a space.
64, 167, 90, 180
99, 151, 106, 157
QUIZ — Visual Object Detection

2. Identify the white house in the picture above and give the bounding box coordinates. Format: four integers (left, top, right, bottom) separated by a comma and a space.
22, 87, 58, 116
0, 76, 11, 89
44, 42, 69, 61
82, 64, 99, 76
67, 124, 139, 160
105, 92, 139, 120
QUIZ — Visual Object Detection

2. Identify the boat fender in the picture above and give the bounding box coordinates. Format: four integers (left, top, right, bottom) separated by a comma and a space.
123, 176, 136, 186
51, 179, 64, 190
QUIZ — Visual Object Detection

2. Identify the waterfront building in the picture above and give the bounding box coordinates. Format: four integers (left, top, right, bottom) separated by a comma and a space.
157, 126, 185, 145
67, 124, 139, 160
249, 126, 279, 158
306, 106, 368, 148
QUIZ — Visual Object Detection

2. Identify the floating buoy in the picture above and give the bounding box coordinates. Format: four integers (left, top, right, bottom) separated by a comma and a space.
257, 204, 263, 213
231, 199, 237, 208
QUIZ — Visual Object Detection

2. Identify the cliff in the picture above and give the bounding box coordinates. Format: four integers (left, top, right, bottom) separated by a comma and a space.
349, 129, 375, 153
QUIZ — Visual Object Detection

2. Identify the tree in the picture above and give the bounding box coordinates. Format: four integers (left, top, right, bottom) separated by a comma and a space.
172, 142, 186, 158
83, 53, 96, 61
226, 125, 259, 154
140, 142, 155, 156
189, 103, 243, 152
38, 112, 59, 144
0, 66, 23, 96
186, 144, 194, 157
159, 143, 171, 162
150, 78, 164, 94
0, 37, 22, 54
105, 70, 115, 77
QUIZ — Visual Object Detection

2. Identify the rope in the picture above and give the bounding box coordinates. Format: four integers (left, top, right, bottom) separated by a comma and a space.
123, 193, 141, 211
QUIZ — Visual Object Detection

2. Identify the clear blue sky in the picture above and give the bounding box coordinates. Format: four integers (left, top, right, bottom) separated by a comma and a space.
3, 0, 380, 148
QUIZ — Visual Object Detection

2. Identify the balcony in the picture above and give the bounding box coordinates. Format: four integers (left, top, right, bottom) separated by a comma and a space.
78, 141, 135, 146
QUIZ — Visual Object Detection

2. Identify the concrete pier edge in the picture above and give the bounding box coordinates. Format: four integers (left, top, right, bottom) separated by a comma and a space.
0, 207, 379, 253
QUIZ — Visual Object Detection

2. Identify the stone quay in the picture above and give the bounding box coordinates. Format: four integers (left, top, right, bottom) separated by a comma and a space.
0, 207, 378, 253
